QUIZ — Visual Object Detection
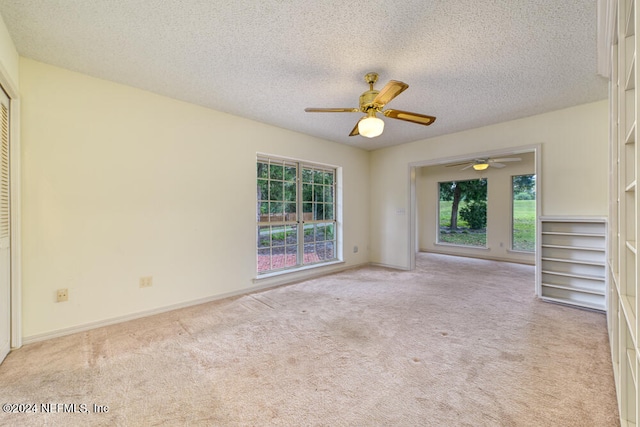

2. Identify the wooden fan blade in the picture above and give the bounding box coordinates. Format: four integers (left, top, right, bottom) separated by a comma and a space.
490, 162, 506, 168
446, 162, 473, 167
461, 164, 474, 170
373, 80, 409, 107
383, 109, 436, 126
305, 107, 360, 113
490, 157, 521, 163
349, 119, 361, 136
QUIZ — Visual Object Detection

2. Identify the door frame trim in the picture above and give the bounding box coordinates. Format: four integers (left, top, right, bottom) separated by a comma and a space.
0, 60, 22, 350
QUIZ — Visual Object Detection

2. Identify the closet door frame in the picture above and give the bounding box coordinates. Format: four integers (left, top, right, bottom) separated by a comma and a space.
0, 63, 22, 351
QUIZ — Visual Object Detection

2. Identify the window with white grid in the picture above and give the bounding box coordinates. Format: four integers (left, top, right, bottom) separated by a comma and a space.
257, 156, 337, 274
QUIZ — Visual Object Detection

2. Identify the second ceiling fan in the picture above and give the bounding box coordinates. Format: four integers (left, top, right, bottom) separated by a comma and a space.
447, 157, 522, 171
305, 72, 436, 138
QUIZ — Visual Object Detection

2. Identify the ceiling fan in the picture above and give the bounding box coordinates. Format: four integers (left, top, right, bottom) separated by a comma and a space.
446, 157, 522, 171
305, 72, 436, 138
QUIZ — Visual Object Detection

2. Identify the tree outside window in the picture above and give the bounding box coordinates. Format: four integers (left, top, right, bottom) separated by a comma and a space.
438, 178, 487, 247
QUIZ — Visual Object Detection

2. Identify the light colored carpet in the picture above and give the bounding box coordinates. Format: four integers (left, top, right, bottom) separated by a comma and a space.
0, 253, 619, 426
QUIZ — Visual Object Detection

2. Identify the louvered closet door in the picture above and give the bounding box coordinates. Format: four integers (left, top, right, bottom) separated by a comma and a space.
0, 88, 10, 365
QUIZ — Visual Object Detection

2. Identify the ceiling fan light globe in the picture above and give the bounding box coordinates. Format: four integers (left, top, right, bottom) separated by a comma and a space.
473, 163, 489, 171
358, 116, 384, 138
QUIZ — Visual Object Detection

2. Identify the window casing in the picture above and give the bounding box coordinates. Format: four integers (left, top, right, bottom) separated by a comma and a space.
257, 156, 337, 274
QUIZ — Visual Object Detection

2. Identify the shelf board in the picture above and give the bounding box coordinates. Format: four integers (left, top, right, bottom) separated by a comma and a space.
620, 295, 638, 347
626, 0, 635, 37
626, 240, 637, 254
541, 269, 604, 281
626, 121, 636, 144
541, 244, 605, 252
541, 257, 606, 267
539, 295, 605, 312
627, 348, 637, 388
627, 56, 636, 90
540, 231, 605, 238
609, 266, 620, 292
541, 282, 605, 296
626, 180, 637, 192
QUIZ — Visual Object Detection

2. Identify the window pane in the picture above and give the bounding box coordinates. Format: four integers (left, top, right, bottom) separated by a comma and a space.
512, 174, 536, 251
257, 226, 271, 248
302, 183, 312, 202
257, 248, 271, 273
314, 170, 324, 184
325, 223, 335, 240
323, 186, 333, 204
302, 169, 313, 183
302, 202, 312, 212
257, 179, 268, 201
323, 204, 332, 220
267, 203, 283, 222
325, 241, 335, 259
284, 165, 297, 181
285, 203, 296, 221
269, 181, 283, 201
269, 164, 283, 180
271, 226, 286, 248
257, 201, 268, 221
303, 242, 319, 263
314, 241, 334, 261
257, 162, 269, 179
324, 171, 334, 185
284, 245, 297, 267
314, 186, 324, 203
285, 182, 296, 201
438, 179, 487, 247
285, 225, 297, 242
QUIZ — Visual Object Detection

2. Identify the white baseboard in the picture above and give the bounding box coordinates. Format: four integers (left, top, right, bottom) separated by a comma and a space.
0, 341, 9, 362
420, 249, 535, 265
368, 262, 411, 270
21, 262, 368, 345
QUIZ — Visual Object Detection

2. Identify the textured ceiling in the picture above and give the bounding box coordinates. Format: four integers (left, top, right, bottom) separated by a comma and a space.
0, 0, 608, 150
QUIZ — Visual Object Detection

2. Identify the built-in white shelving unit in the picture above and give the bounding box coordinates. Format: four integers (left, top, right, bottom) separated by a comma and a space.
537, 217, 607, 312
609, 0, 640, 424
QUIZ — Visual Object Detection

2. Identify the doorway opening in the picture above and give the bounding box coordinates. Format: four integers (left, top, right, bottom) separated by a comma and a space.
408, 145, 540, 270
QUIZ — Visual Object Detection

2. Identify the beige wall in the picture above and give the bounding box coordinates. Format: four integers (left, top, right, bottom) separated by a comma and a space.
417, 152, 536, 263
0, 13, 18, 89
370, 100, 609, 268
19, 58, 370, 339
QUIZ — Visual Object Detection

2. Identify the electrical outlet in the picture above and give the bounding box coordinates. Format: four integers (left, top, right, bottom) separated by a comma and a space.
56, 288, 68, 302
139, 276, 153, 288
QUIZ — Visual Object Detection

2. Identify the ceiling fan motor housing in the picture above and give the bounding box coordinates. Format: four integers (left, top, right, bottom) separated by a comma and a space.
360, 90, 380, 112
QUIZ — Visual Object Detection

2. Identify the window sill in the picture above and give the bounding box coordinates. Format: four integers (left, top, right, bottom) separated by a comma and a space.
507, 249, 535, 255
254, 260, 344, 281
433, 242, 490, 251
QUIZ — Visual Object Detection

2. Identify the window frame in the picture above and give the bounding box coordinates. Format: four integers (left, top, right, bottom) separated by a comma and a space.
257, 155, 339, 275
